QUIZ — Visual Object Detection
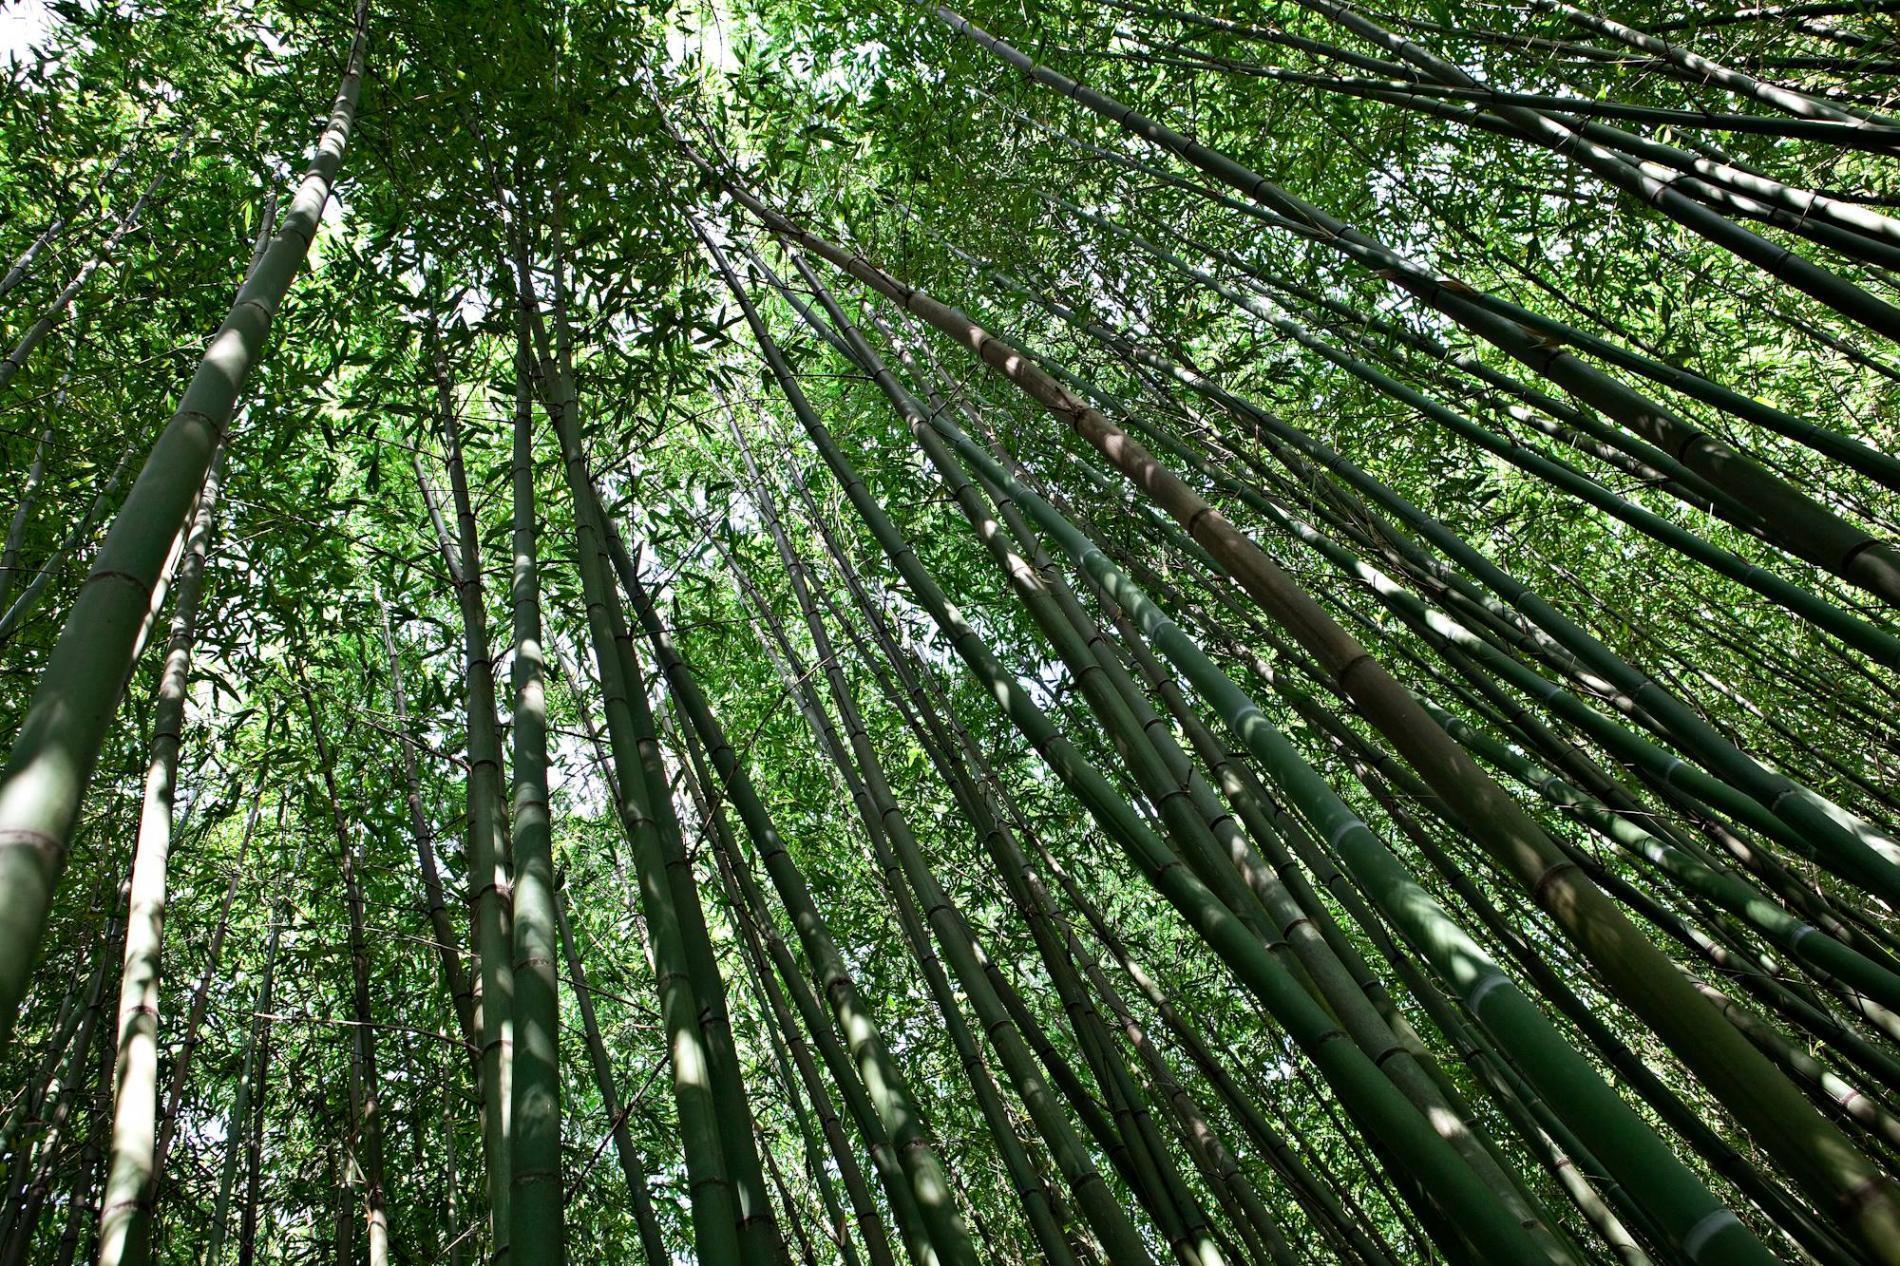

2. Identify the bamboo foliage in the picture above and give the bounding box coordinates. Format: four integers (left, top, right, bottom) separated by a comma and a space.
0, 0, 369, 1048
1, 0, 1898, 1263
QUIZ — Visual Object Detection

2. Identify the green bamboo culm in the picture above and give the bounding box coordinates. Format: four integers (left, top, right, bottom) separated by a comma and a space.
95, 451, 222, 1266
1046, 195, 1900, 665
773, 233, 1786, 1263
1026, 325, 1900, 915
949, 170, 1900, 909
528, 275, 743, 1262
529, 217, 785, 1262
683, 721, 930, 1266
802, 266, 1575, 1263
0, 0, 367, 1054
613, 573, 787, 1266
506, 286, 561, 1263
717, 384, 1163, 1266
927, 3, 1900, 611
551, 885, 668, 1266
1414, 694, 1900, 1013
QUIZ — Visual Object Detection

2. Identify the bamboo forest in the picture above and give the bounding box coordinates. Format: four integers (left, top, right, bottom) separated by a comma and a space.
10, 0, 1900, 1262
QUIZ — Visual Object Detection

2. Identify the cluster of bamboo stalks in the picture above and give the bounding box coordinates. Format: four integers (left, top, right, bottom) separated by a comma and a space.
1, 0, 1897, 1262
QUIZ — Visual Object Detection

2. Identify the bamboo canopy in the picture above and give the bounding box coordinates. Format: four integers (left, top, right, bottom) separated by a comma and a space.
0, 0, 1896, 1263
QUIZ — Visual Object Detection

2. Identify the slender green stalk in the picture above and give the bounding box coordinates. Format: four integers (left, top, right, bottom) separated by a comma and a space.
672, 704, 927, 1266
500, 298, 561, 1264
204, 901, 283, 1266
1547, 0, 1895, 125
1052, 195, 1898, 663
1418, 695, 1900, 1011
153, 747, 270, 1184
523, 333, 747, 1266
721, 416, 1127, 1266
987, 247, 1900, 909
602, 499, 979, 1266
1, 883, 121, 1266
379, 603, 478, 1055
551, 888, 667, 1266
97, 451, 222, 1266
840, 284, 1564, 1260
302, 681, 390, 1266
735, 178, 1894, 1253
1001, 106, 1900, 499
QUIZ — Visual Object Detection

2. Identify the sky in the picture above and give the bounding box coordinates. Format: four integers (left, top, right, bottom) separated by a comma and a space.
1, 0, 52, 67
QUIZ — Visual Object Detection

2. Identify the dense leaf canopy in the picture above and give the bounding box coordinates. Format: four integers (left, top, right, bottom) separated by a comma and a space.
0, 1, 1896, 1264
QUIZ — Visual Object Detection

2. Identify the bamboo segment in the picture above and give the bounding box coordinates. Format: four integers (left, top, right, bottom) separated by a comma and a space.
704, 165, 1894, 1253
96, 450, 221, 1266
502, 277, 561, 1263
